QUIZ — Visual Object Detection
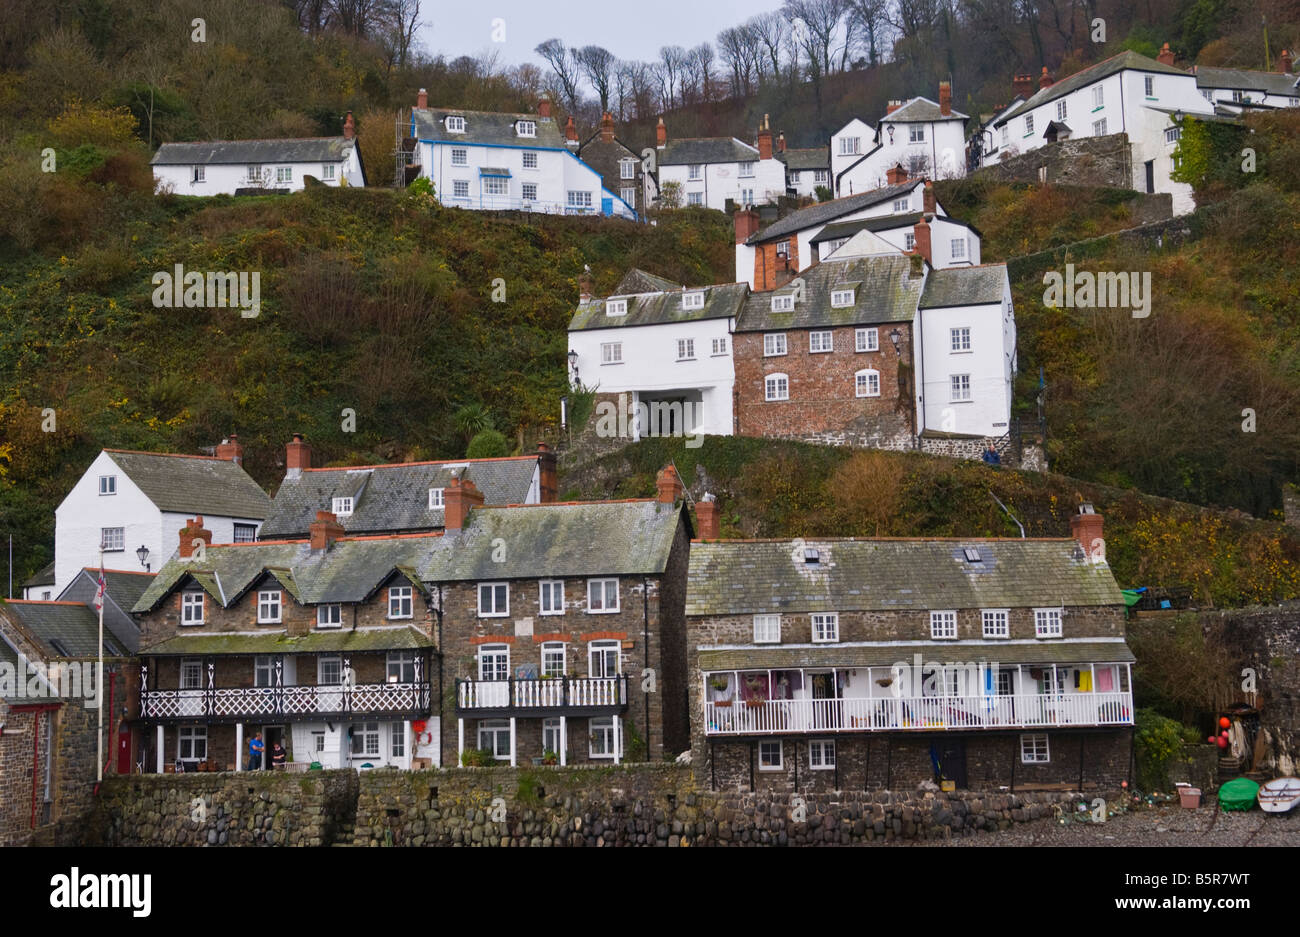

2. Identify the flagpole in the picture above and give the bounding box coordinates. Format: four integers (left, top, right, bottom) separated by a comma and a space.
97, 544, 104, 783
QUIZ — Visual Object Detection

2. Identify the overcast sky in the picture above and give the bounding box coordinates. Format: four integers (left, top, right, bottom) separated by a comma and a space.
415, 1, 786, 67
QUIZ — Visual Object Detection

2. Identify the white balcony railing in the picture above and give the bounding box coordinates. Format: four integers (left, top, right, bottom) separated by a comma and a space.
703, 692, 1133, 736
141, 682, 430, 721
456, 676, 627, 711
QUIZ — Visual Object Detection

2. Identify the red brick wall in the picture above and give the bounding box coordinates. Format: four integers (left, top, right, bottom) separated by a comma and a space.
752, 235, 800, 290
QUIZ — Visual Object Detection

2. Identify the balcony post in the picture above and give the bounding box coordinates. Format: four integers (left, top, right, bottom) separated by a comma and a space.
155, 724, 164, 774
457, 718, 464, 766
235, 722, 243, 772
559, 715, 567, 766
562, 675, 568, 709
274, 655, 284, 716
206, 658, 215, 717
508, 717, 517, 767
342, 655, 352, 717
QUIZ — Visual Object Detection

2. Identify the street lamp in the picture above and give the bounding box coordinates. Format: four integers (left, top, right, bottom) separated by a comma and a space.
567, 349, 579, 386
136, 544, 151, 573
889, 328, 902, 356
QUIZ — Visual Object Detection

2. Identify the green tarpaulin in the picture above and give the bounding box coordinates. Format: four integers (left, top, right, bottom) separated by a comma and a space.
1218, 777, 1259, 811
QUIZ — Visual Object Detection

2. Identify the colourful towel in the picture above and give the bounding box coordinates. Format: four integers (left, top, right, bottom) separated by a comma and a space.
1096, 668, 1113, 692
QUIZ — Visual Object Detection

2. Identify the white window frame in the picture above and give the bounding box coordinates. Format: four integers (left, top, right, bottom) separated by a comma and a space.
275, 166, 292, 184
811, 613, 839, 643
483, 176, 508, 197
688, 164, 703, 180
620, 186, 637, 205
317, 603, 342, 629
1144, 75, 1154, 97
682, 291, 705, 310
588, 640, 621, 678
522, 182, 538, 201
98, 475, 116, 495
388, 585, 413, 619
771, 294, 794, 312
181, 592, 205, 626
601, 342, 623, 364
428, 487, 444, 509
830, 289, 855, 308
1034, 607, 1063, 638
619, 159, 636, 180
246, 164, 263, 183
587, 578, 619, 613
687, 192, 703, 206
257, 590, 282, 624
1092, 85, 1104, 108
909, 125, 925, 143
452, 179, 470, 199
254, 656, 274, 688
905, 232, 915, 250
233, 523, 257, 543
478, 645, 509, 682
101, 527, 124, 552
753, 614, 780, 644
855, 327, 878, 352
892, 198, 909, 212
711, 337, 728, 356
180, 658, 203, 690
930, 610, 957, 640
178, 726, 207, 763
1093, 118, 1107, 136
517, 120, 536, 137
809, 330, 833, 353
477, 720, 511, 760
322, 163, 335, 180
539, 579, 565, 615
390, 722, 406, 758
541, 642, 566, 677
855, 369, 881, 398
951, 238, 967, 260
808, 739, 835, 770
318, 655, 342, 685
1025, 114, 1034, 135
605, 299, 627, 317
950, 374, 971, 402
192, 165, 205, 183
521, 151, 538, 169
758, 739, 783, 771
738, 161, 756, 178
589, 716, 619, 759
451, 148, 467, 166
543, 717, 563, 753
566, 190, 592, 209
763, 333, 787, 357
814, 169, 828, 183
477, 582, 509, 617
1056, 100, 1067, 121
764, 373, 789, 401
838, 136, 860, 156
446, 115, 466, 133
387, 651, 416, 684
331, 496, 353, 517
982, 609, 1009, 638
951, 327, 971, 352
1164, 126, 1181, 145
1021, 733, 1050, 763
677, 338, 696, 360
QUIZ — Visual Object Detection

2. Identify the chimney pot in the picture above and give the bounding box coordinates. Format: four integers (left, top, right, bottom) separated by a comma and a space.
536, 442, 558, 503
417, 88, 428, 109
939, 81, 952, 116
215, 433, 244, 465
885, 163, 908, 185
1280, 49, 1293, 74
600, 111, 615, 143
564, 114, 579, 146
656, 117, 667, 148
538, 95, 552, 119
886, 101, 901, 114
1012, 73, 1034, 99
1039, 67, 1054, 89
179, 516, 212, 559
1157, 42, 1175, 66
1069, 505, 1106, 561
912, 216, 932, 265
578, 270, 594, 302
734, 207, 761, 243
342, 111, 356, 140
777, 132, 786, 153
923, 180, 936, 215
444, 476, 485, 531
655, 465, 684, 504
286, 433, 312, 479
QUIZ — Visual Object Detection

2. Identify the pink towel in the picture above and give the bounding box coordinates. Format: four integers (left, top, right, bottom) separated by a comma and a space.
1096, 668, 1113, 692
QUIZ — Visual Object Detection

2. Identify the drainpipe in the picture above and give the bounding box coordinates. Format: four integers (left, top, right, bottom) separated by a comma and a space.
643, 575, 650, 758
437, 584, 444, 767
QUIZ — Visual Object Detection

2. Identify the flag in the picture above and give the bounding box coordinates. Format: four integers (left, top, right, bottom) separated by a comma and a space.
93, 568, 106, 612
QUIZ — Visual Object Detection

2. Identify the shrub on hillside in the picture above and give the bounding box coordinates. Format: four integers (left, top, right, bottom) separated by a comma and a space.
466, 429, 509, 459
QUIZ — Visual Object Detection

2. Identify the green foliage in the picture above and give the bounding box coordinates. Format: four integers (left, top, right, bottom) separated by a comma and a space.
566, 382, 597, 433
622, 718, 648, 763
516, 770, 544, 805
453, 402, 495, 442
1134, 708, 1189, 791
466, 429, 509, 459
814, 185, 833, 202
460, 748, 496, 767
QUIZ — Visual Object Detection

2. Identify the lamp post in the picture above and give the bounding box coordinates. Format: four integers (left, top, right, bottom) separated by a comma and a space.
567, 349, 579, 387
135, 544, 151, 573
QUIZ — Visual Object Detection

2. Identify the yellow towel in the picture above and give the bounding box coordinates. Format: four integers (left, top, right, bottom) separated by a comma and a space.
1079, 671, 1092, 692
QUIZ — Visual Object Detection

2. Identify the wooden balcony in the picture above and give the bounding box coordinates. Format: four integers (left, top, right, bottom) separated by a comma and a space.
455, 676, 628, 717
703, 692, 1133, 736
140, 681, 432, 723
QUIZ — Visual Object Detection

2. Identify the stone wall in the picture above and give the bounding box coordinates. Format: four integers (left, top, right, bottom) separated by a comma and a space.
977, 134, 1134, 191
88, 770, 359, 846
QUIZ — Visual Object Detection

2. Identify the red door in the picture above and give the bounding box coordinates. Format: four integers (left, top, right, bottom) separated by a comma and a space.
117, 722, 132, 775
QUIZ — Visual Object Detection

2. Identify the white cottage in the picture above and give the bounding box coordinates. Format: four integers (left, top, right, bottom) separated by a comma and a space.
835, 83, 969, 196
656, 116, 787, 211
1193, 53, 1300, 112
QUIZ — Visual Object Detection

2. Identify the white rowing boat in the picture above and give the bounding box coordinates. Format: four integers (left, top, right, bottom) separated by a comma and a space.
1257, 776, 1300, 814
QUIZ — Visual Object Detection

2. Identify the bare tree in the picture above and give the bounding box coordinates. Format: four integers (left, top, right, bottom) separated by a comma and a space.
329, 0, 385, 38
623, 61, 657, 119
535, 38, 582, 110
658, 45, 688, 109
845, 0, 892, 67
390, 0, 422, 69
717, 26, 753, 98
683, 43, 715, 104
749, 12, 790, 86
784, 0, 846, 114
575, 45, 616, 113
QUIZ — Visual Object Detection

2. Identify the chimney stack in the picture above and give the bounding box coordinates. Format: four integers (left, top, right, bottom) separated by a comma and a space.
536, 442, 558, 503
215, 433, 243, 466
696, 493, 720, 540
1281, 49, 1293, 74
923, 180, 936, 215
443, 475, 485, 531
1157, 42, 1175, 66
285, 433, 312, 479
578, 269, 594, 302
309, 510, 345, 551
179, 516, 212, 559
1012, 73, 1034, 99
1039, 67, 1054, 89
757, 115, 774, 160
564, 115, 579, 147
600, 111, 616, 143
655, 465, 684, 504
1070, 503, 1105, 561
656, 117, 667, 148
939, 81, 952, 116
342, 111, 355, 140
417, 88, 428, 109
885, 163, 908, 185
886, 100, 902, 114
777, 132, 786, 153
538, 95, 552, 119
734, 207, 761, 243
912, 216, 932, 265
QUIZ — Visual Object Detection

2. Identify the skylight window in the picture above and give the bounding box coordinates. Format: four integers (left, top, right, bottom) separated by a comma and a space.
963, 547, 982, 563
804, 548, 820, 564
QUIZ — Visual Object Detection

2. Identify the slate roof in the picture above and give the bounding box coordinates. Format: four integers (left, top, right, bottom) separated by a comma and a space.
882, 97, 969, 123
615, 268, 682, 294
140, 626, 433, 657
698, 640, 1135, 672
411, 107, 567, 148
659, 137, 759, 166
1, 601, 127, 657
427, 500, 684, 581
569, 282, 749, 332
0, 633, 18, 671
133, 536, 443, 613
103, 450, 270, 520
1194, 66, 1300, 96
780, 147, 830, 171
997, 51, 1190, 126
810, 213, 924, 242
58, 569, 154, 653
747, 181, 921, 244
686, 539, 1124, 617
734, 254, 922, 332
259, 456, 540, 538
22, 560, 54, 589
151, 138, 354, 165
920, 265, 1009, 308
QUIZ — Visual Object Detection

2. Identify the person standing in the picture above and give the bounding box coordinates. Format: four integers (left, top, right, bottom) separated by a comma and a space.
981, 444, 1001, 466
248, 732, 264, 770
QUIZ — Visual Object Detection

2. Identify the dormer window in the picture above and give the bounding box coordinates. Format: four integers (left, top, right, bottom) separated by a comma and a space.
771, 294, 794, 312
517, 120, 536, 137
446, 115, 466, 133
803, 548, 820, 564
429, 487, 445, 509
682, 291, 704, 310
606, 299, 627, 316
830, 288, 855, 308
331, 496, 353, 516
